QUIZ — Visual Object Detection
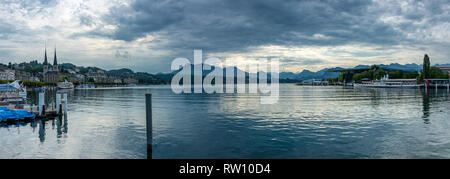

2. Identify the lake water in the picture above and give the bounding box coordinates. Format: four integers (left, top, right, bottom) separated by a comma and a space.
1, 84, 449, 159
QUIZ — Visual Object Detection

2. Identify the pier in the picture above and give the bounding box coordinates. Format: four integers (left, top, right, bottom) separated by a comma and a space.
36, 92, 68, 118
0, 92, 68, 123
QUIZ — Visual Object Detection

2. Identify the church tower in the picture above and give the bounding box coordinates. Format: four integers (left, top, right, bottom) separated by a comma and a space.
53, 47, 58, 71
43, 45, 48, 74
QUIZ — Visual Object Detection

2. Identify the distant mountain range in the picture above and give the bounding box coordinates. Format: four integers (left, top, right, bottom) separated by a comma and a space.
61, 62, 450, 83
278, 63, 450, 81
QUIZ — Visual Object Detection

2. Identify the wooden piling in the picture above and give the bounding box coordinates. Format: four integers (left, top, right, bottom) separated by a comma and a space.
63, 93, 68, 115
56, 93, 61, 114
42, 105, 46, 117
38, 92, 44, 116
146, 93, 152, 159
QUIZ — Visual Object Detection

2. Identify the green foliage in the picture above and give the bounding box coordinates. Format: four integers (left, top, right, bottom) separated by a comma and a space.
389, 70, 419, 79
107, 68, 134, 78
418, 54, 449, 81
0, 80, 46, 87
430, 67, 449, 79
58, 75, 69, 82
388, 70, 403, 79
374, 69, 386, 80
417, 70, 424, 82
0, 80, 14, 84
328, 78, 338, 83
135, 72, 167, 84
352, 70, 374, 81
423, 54, 431, 79
418, 67, 449, 81
405, 71, 419, 79
352, 73, 363, 81
338, 72, 346, 82
23, 81, 46, 87
24, 65, 43, 74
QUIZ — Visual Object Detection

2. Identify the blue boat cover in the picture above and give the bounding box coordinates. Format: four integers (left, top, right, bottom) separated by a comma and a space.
0, 107, 36, 121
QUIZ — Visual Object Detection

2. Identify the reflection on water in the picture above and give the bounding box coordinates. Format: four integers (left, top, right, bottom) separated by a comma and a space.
1, 88, 147, 159
0, 85, 449, 159
422, 91, 430, 123
150, 85, 450, 159
33, 115, 69, 143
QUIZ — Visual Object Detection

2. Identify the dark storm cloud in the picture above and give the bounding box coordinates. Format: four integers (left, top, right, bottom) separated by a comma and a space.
79, 14, 95, 26
99, 0, 185, 41
1, 0, 448, 73
86, 0, 405, 53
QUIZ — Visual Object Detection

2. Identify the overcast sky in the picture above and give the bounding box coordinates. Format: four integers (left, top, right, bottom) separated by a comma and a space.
0, 0, 448, 73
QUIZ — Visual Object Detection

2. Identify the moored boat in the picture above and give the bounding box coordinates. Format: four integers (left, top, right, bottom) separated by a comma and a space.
354, 79, 423, 88
57, 80, 74, 89
0, 106, 36, 123
0, 80, 27, 104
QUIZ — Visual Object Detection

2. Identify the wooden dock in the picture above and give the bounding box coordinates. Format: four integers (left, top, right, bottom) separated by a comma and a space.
0, 92, 68, 124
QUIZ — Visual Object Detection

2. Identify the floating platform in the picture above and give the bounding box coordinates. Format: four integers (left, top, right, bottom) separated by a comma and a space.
0, 92, 68, 124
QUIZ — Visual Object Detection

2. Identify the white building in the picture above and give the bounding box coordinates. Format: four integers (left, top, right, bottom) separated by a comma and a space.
0, 69, 15, 81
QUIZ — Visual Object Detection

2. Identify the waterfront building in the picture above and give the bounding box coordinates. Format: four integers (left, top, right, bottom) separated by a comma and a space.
86, 70, 108, 83
298, 79, 328, 85
15, 70, 34, 82
123, 78, 137, 84
113, 78, 123, 84
68, 73, 86, 83
0, 69, 15, 81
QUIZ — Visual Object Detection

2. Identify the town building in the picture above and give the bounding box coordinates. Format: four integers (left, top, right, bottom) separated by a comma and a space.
15, 70, 40, 82
68, 73, 86, 83
86, 70, 111, 83
123, 78, 137, 84
0, 68, 15, 81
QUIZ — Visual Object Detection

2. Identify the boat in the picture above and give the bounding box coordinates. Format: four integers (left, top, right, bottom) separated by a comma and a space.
353, 73, 424, 88
354, 77, 423, 88
0, 106, 36, 123
0, 80, 27, 104
57, 80, 74, 89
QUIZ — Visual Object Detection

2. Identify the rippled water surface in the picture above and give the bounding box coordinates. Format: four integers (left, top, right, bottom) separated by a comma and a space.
153, 85, 450, 159
1, 84, 449, 158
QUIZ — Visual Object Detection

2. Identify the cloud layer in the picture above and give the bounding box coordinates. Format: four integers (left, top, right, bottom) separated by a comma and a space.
0, 0, 449, 72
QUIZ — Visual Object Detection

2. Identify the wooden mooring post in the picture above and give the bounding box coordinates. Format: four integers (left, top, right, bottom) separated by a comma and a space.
36, 92, 68, 118
146, 93, 152, 159
56, 93, 61, 114
38, 92, 45, 116
63, 93, 68, 115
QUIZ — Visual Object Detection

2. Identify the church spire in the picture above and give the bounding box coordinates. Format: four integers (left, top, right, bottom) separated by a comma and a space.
43, 43, 48, 65
53, 46, 58, 71
43, 42, 48, 75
